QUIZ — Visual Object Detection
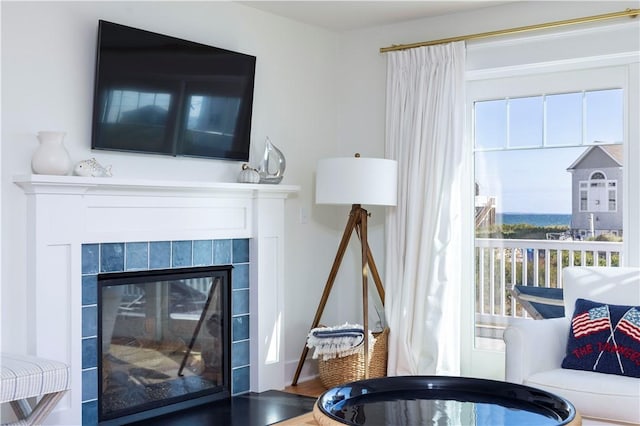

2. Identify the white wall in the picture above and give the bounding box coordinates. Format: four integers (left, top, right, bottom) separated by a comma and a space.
336, 0, 639, 379
286, 0, 639, 380
2, 0, 638, 388
0, 1, 346, 378
336, 0, 639, 159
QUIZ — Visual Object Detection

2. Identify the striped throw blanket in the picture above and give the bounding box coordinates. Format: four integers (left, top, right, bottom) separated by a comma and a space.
306, 323, 375, 361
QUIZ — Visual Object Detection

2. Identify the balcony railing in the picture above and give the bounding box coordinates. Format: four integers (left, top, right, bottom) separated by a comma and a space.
475, 238, 622, 330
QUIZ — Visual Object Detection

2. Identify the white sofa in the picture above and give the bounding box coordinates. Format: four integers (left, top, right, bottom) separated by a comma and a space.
503, 266, 640, 424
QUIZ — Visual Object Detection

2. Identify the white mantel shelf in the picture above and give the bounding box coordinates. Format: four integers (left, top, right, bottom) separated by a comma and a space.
14, 173, 299, 425
13, 174, 300, 196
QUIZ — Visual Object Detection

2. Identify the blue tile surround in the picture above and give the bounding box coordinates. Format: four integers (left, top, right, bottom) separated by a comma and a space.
81, 239, 250, 424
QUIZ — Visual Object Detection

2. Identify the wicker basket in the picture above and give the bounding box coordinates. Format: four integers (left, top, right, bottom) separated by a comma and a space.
318, 327, 389, 389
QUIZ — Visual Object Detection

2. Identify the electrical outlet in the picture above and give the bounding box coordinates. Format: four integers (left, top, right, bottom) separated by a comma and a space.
299, 207, 309, 224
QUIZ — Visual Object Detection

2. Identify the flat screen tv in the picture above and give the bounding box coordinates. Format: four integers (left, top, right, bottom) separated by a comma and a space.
91, 20, 256, 161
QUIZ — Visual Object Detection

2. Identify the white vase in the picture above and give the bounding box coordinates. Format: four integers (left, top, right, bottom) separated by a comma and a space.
31, 131, 72, 175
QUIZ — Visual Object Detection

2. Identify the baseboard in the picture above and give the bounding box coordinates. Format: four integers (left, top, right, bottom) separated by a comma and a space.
284, 357, 319, 385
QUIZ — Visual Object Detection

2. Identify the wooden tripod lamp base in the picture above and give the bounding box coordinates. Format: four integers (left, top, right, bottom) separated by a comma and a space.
291, 155, 397, 386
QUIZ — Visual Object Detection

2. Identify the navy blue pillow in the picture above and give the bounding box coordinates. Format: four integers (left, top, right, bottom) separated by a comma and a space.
562, 298, 640, 378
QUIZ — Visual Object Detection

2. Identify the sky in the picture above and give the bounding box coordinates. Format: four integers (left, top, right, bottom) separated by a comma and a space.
474, 89, 623, 214
475, 147, 585, 214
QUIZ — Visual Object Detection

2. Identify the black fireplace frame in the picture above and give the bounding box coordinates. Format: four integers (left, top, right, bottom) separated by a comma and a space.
97, 265, 232, 425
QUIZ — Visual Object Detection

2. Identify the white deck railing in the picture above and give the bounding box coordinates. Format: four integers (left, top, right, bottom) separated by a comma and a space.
475, 238, 623, 326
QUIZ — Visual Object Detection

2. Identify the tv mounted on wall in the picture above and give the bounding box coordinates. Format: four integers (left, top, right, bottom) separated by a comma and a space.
91, 20, 256, 161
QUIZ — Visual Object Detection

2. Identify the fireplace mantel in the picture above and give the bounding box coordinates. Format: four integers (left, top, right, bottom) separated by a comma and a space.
13, 174, 299, 425
14, 174, 300, 195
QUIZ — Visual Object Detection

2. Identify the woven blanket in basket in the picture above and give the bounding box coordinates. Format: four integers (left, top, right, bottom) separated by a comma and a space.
317, 327, 389, 389
306, 323, 374, 361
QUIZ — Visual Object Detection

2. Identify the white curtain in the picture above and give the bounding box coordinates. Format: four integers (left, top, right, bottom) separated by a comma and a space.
384, 42, 465, 376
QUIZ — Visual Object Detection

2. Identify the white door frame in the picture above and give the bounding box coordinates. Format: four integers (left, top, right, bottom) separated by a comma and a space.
461, 61, 639, 379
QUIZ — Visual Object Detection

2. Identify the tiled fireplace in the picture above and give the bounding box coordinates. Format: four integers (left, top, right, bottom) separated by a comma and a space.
14, 174, 298, 425
81, 240, 248, 424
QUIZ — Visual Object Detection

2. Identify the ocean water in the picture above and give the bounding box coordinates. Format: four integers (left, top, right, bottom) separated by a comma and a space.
497, 213, 571, 227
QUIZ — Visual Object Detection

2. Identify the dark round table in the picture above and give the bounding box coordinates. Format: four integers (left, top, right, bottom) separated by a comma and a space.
313, 376, 580, 426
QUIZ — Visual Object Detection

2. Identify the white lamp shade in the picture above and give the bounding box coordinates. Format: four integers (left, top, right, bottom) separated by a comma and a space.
316, 157, 398, 206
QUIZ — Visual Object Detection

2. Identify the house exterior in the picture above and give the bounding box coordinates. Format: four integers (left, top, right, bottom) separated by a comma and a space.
567, 144, 623, 238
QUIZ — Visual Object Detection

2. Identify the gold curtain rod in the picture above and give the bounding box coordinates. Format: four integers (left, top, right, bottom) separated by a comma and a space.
380, 8, 639, 53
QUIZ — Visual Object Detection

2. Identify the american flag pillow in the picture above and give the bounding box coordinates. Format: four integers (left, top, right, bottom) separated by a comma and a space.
562, 298, 640, 378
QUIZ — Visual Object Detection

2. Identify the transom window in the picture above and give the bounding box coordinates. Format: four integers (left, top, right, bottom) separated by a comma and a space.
475, 89, 623, 151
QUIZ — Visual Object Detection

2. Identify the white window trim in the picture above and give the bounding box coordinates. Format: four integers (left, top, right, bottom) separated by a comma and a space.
465, 62, 638, 266
461, 59, 639, 379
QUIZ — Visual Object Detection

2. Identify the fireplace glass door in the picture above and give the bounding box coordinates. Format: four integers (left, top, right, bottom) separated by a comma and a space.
98, 266, 231, 422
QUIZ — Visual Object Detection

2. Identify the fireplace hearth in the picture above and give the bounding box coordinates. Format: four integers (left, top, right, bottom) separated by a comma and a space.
98, 266, 232, 424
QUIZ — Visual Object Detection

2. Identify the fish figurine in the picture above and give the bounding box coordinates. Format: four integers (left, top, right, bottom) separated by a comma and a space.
73, 158, 112, 177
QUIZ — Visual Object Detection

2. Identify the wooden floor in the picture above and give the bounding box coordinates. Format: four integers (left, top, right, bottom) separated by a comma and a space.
283, 377, 326, 398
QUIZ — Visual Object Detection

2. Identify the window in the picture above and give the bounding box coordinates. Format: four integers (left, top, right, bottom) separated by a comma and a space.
580, 190, 588, 211
473, 87, 624, 351
609, 190, 617, 211
579, 171, 618, 213
464, 59, 639, 382
475, 90, 623, 151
